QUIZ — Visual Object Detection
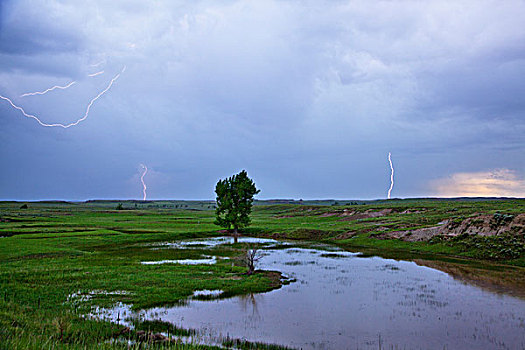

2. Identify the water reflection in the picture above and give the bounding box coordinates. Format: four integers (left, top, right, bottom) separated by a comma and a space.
141, 256, 218, 265
151, 236, 282, 249
98, 241, 525, 349
414, 259, 525, 299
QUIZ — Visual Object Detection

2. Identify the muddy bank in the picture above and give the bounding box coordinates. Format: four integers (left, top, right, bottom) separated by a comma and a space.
376, 213, 525, 242
414, 259, 525, 299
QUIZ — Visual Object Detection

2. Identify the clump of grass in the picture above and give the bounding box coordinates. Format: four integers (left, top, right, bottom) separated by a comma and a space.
132, 319, 195, 337
491, 213, 514, 227
287, 228, 336, 240
222, 337, 295, 350
429, 233, 524, 260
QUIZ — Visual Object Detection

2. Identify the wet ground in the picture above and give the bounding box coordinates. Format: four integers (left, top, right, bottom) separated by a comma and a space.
94, 237, 525, 350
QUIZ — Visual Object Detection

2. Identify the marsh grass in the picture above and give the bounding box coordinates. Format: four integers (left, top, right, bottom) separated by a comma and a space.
1, 199, 524, 349
222, 338, 295, 350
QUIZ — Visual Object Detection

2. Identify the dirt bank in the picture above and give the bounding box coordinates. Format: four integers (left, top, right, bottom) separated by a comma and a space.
376, 213, 525, 242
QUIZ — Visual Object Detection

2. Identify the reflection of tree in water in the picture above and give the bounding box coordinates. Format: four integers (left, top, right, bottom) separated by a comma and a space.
238, 293, 262, 326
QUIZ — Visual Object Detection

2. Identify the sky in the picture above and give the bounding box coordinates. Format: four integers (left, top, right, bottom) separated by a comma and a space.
1, 0, 524, 201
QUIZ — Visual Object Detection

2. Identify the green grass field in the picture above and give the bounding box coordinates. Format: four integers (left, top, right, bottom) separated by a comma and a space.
1, 199, 524, 349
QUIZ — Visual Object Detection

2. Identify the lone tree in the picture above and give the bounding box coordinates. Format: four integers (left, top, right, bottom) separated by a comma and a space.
214, 170, 260, 243
239, 248, 263, 275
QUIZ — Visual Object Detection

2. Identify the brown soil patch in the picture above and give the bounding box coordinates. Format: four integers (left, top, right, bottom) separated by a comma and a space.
320, 212, 340, 217
375, 213, 525, 242
335, 231, 359, 240
400, 209, 424, 214
337, 209, 393, 221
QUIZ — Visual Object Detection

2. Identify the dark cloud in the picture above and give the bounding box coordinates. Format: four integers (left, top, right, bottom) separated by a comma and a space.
0, 1, 81, 54
0, 1, 83, 77
0, 0, 524, 200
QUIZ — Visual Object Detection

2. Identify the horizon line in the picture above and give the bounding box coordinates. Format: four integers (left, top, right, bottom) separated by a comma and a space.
1, 196, 524, 203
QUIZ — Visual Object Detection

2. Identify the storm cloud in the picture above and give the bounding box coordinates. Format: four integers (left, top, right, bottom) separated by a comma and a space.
1, 0, 524, 200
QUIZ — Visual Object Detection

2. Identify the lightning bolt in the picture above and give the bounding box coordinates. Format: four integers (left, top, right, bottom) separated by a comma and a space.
20, 81, 77, 97
20, 70, 105, 97
387, 152, 394, 199
88, 70, 104, 77
140, 164, 148, 201
90, 59, 106, 67
0, 67, 125, 128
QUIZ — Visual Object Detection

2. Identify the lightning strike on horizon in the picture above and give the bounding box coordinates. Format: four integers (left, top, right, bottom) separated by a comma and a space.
88, 70, 104, 77
387, 152, 394, 199
20, 81, 77, 97
140, 164, 148, 201
0, 67, 125, 128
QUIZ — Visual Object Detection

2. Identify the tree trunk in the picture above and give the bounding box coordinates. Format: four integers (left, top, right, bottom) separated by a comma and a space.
233, 227, 238, 244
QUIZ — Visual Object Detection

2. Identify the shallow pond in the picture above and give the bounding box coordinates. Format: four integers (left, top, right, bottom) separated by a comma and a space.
98, 238, 525, 349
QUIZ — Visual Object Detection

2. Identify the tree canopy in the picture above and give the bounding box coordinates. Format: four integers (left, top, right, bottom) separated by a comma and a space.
214, 170, 260, 242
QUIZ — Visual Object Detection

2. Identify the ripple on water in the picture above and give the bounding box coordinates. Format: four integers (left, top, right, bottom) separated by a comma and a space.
93, 238, 525, 350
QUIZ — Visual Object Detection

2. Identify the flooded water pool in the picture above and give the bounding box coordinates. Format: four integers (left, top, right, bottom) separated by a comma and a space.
97, 239, 525, 349
152, 236, 282, 249
141, 256, 219, 265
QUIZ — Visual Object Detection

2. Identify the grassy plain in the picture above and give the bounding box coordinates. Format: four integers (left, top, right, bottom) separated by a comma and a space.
0, 199, 523, 349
